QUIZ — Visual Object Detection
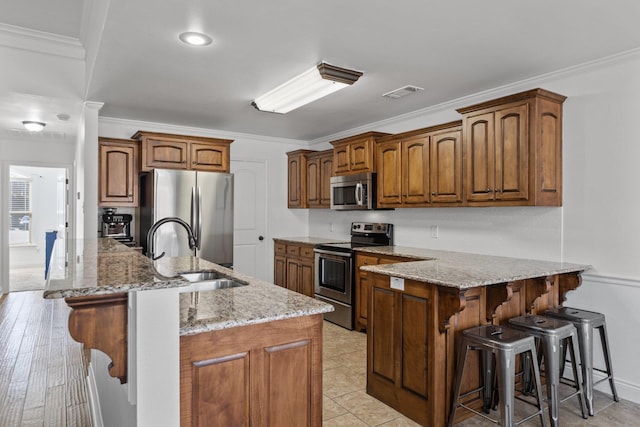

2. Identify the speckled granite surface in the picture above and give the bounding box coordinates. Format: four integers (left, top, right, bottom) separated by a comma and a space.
44, 239, 333, 335
44, 238, 186, 298
356, 246, 590, 289
273, 236, 349, 245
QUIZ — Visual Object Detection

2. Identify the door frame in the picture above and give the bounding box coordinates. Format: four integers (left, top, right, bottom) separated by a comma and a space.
1, 160, 74, 294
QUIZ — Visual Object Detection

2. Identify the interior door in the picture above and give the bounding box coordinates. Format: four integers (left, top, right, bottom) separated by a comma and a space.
231, 160, 267, 280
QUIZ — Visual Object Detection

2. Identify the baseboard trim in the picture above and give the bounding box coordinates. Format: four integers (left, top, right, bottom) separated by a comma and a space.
87, 363, 104, 427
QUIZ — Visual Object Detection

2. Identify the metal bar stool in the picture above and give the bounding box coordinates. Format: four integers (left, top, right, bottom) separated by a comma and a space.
509, 315, 587, 426
545, 307, 619, 415
448, 325, 547, 427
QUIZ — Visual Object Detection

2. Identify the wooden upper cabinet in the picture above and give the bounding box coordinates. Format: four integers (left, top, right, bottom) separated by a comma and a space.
330, 132, 390, 175
306, 149, 333, 208
376, 140, 403, 206
98, 138, 139, 207
376, 121, 463, 208
132, 131, 233, 172
190, 142, 229, 172
287, 150, 313, 209
430, 127, 463, 204
319, 151, 334, 207
458, 88, 565, 206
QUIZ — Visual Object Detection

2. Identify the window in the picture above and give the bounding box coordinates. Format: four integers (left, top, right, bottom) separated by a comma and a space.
9, 178, 32, 245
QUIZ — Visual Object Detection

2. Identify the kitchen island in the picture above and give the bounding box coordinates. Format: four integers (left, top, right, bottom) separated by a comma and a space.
357, 246, 590, 427
45, 238, 332, 427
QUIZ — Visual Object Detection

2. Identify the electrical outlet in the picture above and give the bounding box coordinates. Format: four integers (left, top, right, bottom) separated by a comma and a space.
431, 225, 438, 239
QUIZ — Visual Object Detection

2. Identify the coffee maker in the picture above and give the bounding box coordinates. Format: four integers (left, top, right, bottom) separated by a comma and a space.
101, 208, 135, 246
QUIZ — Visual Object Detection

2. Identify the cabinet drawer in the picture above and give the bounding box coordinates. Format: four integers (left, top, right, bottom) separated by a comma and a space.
356, 254, 379, 268
274, 242, 286, 256
286, 245, 300, 257
300, 246, 315, 259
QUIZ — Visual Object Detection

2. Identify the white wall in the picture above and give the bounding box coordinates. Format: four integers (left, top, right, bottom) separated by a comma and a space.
308, 50, 640, 402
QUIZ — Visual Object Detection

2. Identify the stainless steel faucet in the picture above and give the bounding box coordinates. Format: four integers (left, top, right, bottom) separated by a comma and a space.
146, 217, 197, 260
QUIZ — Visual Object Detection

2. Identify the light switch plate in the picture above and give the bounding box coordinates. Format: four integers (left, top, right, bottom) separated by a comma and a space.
390, 276, 405, 291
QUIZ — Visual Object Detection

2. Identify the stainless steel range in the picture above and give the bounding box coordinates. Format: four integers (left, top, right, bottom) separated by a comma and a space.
314, 222, 393, 329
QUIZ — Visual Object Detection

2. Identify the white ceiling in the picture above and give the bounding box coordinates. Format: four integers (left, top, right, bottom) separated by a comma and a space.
3, 0, 640, 141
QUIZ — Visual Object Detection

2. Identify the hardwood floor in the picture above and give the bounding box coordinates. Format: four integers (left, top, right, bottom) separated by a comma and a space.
0, 291, 91, 426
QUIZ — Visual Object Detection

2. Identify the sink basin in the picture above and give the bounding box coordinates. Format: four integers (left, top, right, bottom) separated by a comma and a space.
178, 277, 248, 293
180, 271, 223, 282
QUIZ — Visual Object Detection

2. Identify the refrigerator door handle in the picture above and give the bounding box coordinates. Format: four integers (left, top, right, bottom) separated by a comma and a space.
191, 187, 198, 245
197, 186, 203, 250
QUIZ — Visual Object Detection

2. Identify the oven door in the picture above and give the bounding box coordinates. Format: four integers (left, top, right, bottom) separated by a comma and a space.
314, 249, 353, 304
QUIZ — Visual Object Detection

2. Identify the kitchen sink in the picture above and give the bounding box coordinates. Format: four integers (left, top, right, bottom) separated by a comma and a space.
178, 272, 248, 293
179, 271, 223, 282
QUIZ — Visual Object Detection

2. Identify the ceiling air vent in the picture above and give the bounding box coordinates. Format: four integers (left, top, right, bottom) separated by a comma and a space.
382, 85, 424, 99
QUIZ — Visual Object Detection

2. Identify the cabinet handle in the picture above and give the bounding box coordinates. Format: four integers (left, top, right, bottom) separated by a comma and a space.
431, 192, 436, 196
495, 188, 499, 192
128, 194, 133, 197
192, 161, 197, 164
484, 188, 491, 193
182, 160, 187, 163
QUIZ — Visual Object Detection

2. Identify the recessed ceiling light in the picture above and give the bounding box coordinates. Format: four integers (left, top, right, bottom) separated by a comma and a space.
22, 121, 46, 132
178, 32, 213, 47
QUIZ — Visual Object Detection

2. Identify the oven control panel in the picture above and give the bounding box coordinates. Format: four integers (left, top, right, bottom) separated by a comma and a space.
351, 222, 390, 233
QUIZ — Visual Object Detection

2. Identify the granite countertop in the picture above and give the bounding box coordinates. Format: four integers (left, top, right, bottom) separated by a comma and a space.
357, 246, 591, 290
45, 238, 333, 335
273, 236, 349, 245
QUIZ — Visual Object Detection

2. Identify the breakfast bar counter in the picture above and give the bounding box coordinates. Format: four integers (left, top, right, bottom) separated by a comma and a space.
356, 245, 590, 427
44, 238, 332, 427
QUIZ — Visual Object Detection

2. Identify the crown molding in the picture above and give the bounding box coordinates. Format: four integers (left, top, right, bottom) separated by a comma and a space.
0, 23, 85, 59
310, 47, 640, 145
98, 116, 309, 146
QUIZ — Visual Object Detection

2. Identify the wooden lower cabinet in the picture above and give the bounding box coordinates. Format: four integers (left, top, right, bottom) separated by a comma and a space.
274, 240, 316, 297
366, 271, 583, 426
354, 253, 415, 332
180, 314, 323, 427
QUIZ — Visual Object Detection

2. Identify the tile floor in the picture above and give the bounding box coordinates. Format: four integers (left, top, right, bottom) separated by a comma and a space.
322, 320, 640, 427
9, 266, 45, 292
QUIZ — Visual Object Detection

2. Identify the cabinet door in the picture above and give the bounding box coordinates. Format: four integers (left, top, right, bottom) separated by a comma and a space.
145, 138, 189, 169
376, 140, 402, 206
306, 156, 321, 208
190, 142, 229, 172
495, 103, 529, 201
274, 255, 287, 287
355, 254, 379, 331
402, 136, 430, 205
319, 153, 333, 207
190, 352, 251, 426
430, 129, 463, 204
349, 139, 373, 172
288, 154, 306, 208
299, 260, 314, 297
286, 258, 301, 293
333, 143, 350, 175
99, 142, 138, 206
464, 112, 495, 202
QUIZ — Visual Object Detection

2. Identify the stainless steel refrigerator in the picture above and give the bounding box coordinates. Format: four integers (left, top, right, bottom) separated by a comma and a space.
139, 169, 233, 267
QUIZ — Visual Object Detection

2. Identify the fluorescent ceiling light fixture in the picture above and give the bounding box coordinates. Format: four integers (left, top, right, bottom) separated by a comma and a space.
22, 121, 46, 132
178, 32, 213, 46
252, 62, 363, 114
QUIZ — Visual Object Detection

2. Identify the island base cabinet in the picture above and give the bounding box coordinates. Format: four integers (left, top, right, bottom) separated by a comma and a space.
366, 271, 577, 426
180, 314, 323, 427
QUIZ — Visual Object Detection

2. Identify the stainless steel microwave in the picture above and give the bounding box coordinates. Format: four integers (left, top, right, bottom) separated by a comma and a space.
330, 172, 377, 210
